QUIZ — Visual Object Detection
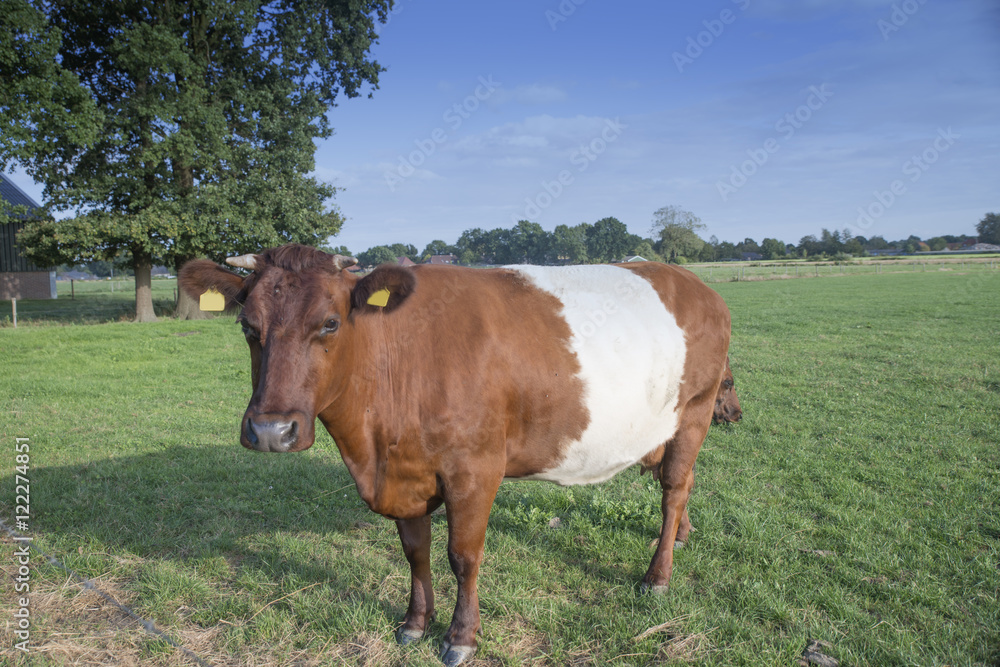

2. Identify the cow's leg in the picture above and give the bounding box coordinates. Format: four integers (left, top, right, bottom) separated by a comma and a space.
439, 475, 502, 667
675, 464, 696, 546
395, 515, 434, 645
642, 396, 713, 593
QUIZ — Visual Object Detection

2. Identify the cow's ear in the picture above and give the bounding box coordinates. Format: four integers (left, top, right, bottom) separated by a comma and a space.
179, 259, 247, 310
351, 264, 416, 314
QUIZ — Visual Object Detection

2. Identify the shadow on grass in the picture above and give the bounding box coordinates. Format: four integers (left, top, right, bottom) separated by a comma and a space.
29, 443, 668, 594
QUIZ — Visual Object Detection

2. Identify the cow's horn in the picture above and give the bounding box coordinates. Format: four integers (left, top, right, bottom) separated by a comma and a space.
331, 254, 358, 271
225, 254, 257, 270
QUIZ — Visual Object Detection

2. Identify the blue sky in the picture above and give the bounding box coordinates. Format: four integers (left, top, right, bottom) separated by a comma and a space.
7, 0, 999, 254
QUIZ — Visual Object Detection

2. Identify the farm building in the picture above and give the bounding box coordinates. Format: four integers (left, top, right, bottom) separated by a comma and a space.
0, 174, 56, 300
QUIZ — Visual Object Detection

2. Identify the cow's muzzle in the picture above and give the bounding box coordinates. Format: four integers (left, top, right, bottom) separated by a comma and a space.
242, 412, 312, 452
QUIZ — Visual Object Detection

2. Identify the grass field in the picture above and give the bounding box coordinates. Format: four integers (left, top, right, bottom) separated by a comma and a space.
1, 268, 998, 665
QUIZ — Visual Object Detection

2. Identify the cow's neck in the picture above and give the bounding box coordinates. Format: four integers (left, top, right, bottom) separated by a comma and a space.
317, 317, 417, 506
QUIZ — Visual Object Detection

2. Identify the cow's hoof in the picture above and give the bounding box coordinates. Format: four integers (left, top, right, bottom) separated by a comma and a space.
674, 540, 686, 549
639, 581, 670, 595
440, 641, 477, 667
395, 626, 424, 646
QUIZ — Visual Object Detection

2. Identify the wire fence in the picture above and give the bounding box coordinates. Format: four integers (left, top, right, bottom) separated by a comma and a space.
2, 278, 180, 326
684, 257, 1000, 283
3, 260, 999, 326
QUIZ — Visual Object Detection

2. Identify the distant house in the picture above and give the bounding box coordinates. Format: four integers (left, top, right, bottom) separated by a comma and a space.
0, 174, 57, 300
426, 254, 458, 265
741, 252, 763, 261
396, 256, 416, 267
622, 255, 647, 263
946, 239, 979, 251
970, 243, 1000, 251
869, 248, 904, 256
60, 269, 92, 281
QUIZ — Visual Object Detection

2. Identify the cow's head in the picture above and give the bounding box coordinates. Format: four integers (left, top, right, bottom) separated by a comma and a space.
713, 356, 742, 424
179, 244, 415, 453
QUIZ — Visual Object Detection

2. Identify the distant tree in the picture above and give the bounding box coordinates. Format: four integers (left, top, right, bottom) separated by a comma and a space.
798, 235, 822, 257
651, 206, 705, 262
716, 240, 738, 260
455, 227, 490, 263
358, 245, 398, 267
698, 235, 720, 263
977, 212, 1000, 244
586, 217, 632, 263
84, 259, 114, 278
760, 238, 786, 260
488, 228, 519, 265
388, 243, 419, 261
819, 228, 844, 255
507, 220, 552, 264
421, 240, 453, 258
553, 223, 589, 264
629, 239, 662, 263
902, 235, 922, 254
4, 0, 389, 321
866, 235, 890, 250
844, 236, 865, 256
736, 238, 762, 256
320, 244, 354, 257
926, 237, 948, 251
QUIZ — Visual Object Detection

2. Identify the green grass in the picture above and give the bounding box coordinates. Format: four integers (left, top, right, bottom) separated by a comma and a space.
1, 269, 998, 665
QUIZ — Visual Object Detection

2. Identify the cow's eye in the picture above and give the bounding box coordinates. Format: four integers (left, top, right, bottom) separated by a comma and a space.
321, 317, 340, 335
240, 320, 259, 340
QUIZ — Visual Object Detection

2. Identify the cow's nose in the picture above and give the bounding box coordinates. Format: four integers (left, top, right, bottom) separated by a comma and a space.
245, 417, 298, 452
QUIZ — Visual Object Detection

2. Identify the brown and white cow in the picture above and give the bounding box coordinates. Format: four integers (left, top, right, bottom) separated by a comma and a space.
180, 244, 734, 666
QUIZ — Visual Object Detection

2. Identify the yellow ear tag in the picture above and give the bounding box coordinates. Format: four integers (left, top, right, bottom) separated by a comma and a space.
366, 287, 391, 307
199, 289, 225, 311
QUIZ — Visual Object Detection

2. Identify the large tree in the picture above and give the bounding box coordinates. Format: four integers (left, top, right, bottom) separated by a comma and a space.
586, 216, 631, 263
977, 212, 1000, 244
2, 0, 390, 321
552, 223, 589, 264
651, 205, 705, 262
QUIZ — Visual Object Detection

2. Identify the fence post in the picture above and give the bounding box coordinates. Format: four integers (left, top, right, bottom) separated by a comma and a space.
11, 298, 16, 328
71, 279, 75, 299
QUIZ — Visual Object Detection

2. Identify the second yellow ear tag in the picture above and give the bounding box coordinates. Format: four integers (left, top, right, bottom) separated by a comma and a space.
367, 287, 391, 307
199, 289, 225, 311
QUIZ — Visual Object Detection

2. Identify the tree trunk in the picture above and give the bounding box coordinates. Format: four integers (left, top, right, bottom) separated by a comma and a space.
134, 254, 157, 322
174, 256, 209, 320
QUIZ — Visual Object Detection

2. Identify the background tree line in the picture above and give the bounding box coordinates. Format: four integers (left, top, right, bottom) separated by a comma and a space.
344, 209, 999, 268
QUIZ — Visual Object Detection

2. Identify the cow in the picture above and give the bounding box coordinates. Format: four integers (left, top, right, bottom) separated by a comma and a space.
179, 244, 734, 666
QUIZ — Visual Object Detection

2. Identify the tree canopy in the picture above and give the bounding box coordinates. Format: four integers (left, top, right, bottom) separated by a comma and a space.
2, 0, 390, 320
651, 205, 705, 262
977, 212, 999, 244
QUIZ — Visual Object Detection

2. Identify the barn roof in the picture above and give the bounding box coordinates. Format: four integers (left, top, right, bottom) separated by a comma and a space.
1, 173, 44, 272
0, 173, 41, 216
